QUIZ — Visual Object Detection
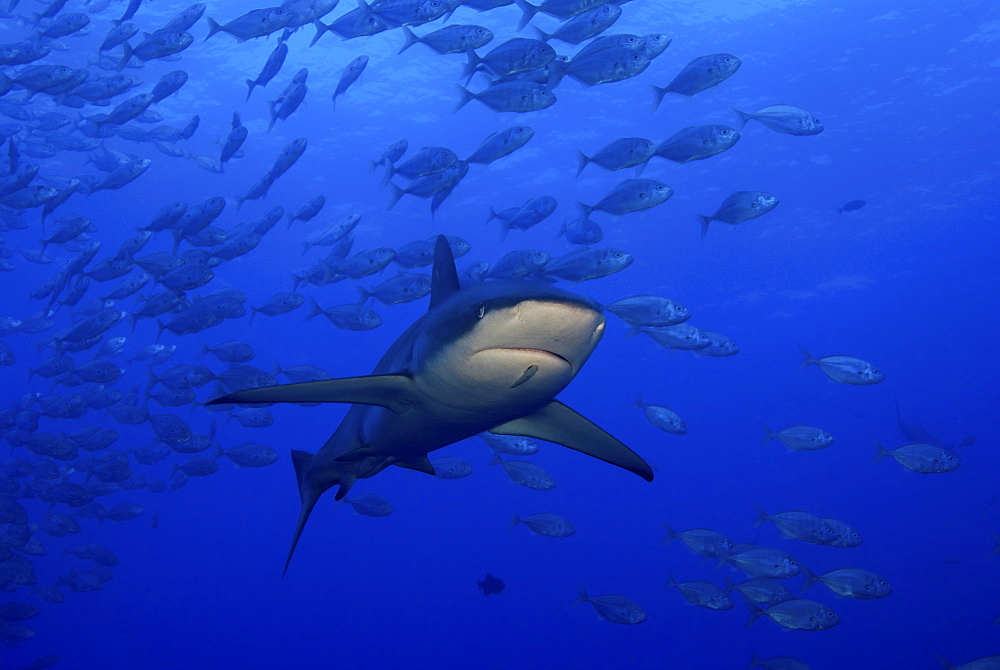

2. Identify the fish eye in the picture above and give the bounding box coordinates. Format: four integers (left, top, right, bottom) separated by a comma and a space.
476, 304, 485, 318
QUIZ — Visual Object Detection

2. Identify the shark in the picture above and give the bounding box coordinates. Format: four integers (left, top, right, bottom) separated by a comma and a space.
209, 235, 653, 574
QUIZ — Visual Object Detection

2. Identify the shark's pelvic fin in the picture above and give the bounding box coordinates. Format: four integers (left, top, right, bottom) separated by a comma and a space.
429, 234, 460, 310
208, 375, 418, 413
490, 401, 655, 482
394, 456, 436, 475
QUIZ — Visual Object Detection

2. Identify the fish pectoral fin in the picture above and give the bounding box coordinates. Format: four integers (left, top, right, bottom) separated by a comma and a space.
207, 374, 418, 413
490, 401, 654, 482
394, 456, 435, 475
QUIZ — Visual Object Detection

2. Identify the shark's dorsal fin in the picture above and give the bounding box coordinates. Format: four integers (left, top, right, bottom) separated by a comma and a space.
429, 235, 460, 310
207, 375, 417, 413
394, 456, 436, 475
490, 401, 654, 482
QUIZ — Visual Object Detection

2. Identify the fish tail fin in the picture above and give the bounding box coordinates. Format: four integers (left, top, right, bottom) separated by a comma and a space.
508, 512, 520, 530
797, 344, 816, 370
116, 43, 132, 71
266, 106, 277, 133
556, 220, 567, 239
631, 394, 643, 409
730, 107, 751, 129
990, 532, 1000, 557
661, 521, 677, 545
198, 343, 210, 359
761, 423, 776, 445
872, 439, 891, 463
574, 151, 590, 177
485, 206, 499, 225
650, 85, 668, 112
799, 564, 818, 592
154, 318, 166, 343
531, 25, 551, 42
459, 51, 481, 85
572, 584, 588, 607
304, 297, 324, 321
204, 17, 223, 41
454, 84, 475, 112
310, 19, 329, 47
399, 26, 418, 54
380, 161, 395, 188
245, 79, 256, 102
576, 202, 593, 220
697, 214, 712, 239
356, 286, 371, 305
169, 229, 182, 254
747, 649, 762, 670
752, 505, 768, 528
723, 577, 736, 594
249, 306, 258, 324
663, 572, 677, 591
514, 0, 539, 31
386, 182, 404, 210
622, 325, 642, 341
741, 594, 763, 628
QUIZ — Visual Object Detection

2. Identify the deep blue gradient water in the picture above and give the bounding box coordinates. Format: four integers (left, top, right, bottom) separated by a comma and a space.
0, 0, 998, 667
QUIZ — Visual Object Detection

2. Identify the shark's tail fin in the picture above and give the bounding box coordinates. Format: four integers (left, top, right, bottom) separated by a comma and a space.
284, 449, 321, 577
284, 449, 357, 577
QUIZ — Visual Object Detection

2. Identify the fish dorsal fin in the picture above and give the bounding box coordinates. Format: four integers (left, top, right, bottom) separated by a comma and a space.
429, 234, 460, 310
207, 375, 417, 413
394, 456, 435, 475
490, 401, 654, 482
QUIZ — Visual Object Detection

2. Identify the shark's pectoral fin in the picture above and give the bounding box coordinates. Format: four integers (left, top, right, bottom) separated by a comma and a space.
394, 456, 436, 475
490, 401, 654, 482
208, 375, 418, 413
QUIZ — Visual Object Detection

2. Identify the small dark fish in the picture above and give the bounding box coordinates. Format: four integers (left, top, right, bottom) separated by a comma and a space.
398, 24, 493, 55
246, 42, 288, 101
838, 199, 865, 213
332, 55, 368, 109
478, 572, 505, 596
651, 53, 741, 109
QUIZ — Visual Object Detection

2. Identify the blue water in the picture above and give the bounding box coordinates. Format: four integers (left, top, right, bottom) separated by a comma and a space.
1, 0, 998, 667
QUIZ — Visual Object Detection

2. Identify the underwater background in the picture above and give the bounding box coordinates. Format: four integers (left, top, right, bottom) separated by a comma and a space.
0, 0, 998, 667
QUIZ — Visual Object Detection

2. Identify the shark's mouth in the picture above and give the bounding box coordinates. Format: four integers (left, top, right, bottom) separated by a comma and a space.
497, 347, 571, 366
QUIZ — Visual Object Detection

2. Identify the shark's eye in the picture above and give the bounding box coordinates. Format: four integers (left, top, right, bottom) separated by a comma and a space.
476, 304, 485, 319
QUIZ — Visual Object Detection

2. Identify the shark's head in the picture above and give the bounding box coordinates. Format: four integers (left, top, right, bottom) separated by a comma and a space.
413, 280, 605, 408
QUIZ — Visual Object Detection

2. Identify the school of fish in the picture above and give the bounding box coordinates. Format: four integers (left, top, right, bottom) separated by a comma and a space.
0, 0, 992, 667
